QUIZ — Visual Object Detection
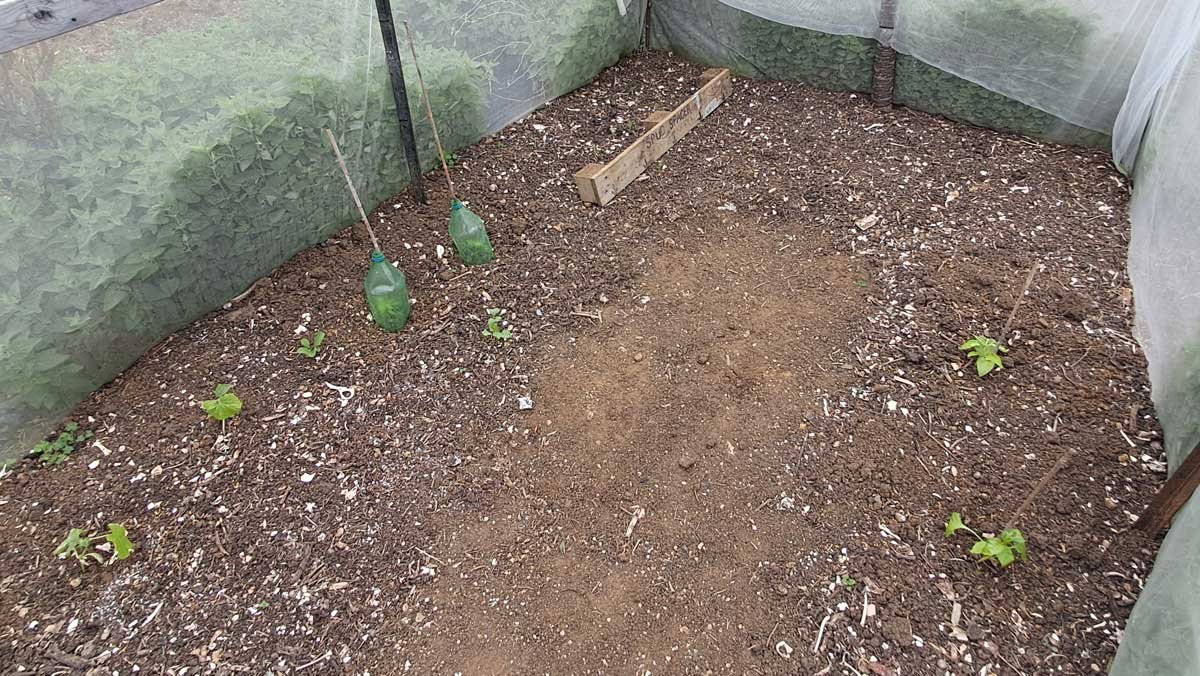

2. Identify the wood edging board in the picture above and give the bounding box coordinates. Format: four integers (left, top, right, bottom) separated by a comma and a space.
575, 67, 732, 206
1137, 443, 1200, 534
0, 0, 164, 54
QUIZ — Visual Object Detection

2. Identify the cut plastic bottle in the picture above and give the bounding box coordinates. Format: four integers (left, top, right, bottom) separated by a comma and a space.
364, 251, 410, 332
449, 199, 495, 266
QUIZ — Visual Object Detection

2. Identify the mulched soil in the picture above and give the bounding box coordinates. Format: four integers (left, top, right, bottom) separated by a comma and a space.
0, 50, 1166, 675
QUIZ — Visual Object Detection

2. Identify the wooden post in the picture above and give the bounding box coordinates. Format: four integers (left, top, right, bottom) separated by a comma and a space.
373, 0, 427, 204
1137, 443, 1200, 534
871, 0, 898, 107
0, 0, 165, 54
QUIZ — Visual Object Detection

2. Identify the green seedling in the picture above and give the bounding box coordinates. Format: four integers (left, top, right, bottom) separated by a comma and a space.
202, 384, 242, 423
296, 331, 325, 358
443, 152, 458, 167
483, 308, 512, 341
959, 335, 1007, 377
945, 512, 1027, 568
54, 523, 134, 569
839, 574, 857, 589
31, 422, 93, 465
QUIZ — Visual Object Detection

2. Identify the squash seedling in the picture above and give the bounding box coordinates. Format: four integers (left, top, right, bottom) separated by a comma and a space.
945, 512, 1027, 568
296, 331, 325, 359
483, 308, 512, 341
202, 384, 242, 432
55, 523, 134, 569
31, 422, 93, 465
959, 336, 1007, 377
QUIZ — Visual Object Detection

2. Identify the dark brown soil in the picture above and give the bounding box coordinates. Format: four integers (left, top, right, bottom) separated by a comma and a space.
0, 51, 1164, 675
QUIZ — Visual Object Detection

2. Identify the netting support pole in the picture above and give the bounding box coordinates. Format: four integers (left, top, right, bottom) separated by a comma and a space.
871, 0, 898, 107
373, 0, 427, 205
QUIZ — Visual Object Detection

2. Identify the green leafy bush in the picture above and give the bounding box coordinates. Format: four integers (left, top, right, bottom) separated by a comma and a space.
735, 13, 875, 92
895, 57, 1108, 146
894, 0, 1107, 146
0, 1, 489, 459
408, 0, 643, 102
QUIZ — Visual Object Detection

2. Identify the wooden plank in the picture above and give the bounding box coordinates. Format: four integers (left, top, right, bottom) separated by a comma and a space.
575, 68, 732, 206
1137, 443, 1200, 534
0, 0, 164, 54
642, 110, 670, 128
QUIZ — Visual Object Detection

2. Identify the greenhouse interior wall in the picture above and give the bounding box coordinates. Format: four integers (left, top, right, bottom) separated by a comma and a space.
2, 0, 1199, 672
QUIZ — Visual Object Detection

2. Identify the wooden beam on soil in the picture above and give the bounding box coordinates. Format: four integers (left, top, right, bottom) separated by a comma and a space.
0, 0, 163, 54
642, 110, 670, 128
575, 67, 732, 206
1137, 443, 1200, 535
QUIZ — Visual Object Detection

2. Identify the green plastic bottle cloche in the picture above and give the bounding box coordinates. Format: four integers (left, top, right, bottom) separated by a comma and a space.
364, 250, 410, 332
449, 199, 495, 266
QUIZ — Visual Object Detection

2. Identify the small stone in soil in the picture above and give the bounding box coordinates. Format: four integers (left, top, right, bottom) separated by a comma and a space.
633, 352, 644, 362
696, 353, 710, 365
677, 455, 696, 470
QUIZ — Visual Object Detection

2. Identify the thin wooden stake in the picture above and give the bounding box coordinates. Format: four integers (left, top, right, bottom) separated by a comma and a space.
403, 21, 456, 200
1137, 444, 1200, 534
324, 128, 382, 253
1001, 261, 1040, 345
1005, 447, 1075, 531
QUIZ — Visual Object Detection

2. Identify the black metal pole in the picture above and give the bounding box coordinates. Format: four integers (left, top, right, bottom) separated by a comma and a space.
373, 0, 427, 204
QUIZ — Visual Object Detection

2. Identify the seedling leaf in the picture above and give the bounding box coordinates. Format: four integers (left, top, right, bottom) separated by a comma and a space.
106, 523, 134, 559
945, 511, 967, 536
959, 335, 1007, 378
202, 384, 242, 421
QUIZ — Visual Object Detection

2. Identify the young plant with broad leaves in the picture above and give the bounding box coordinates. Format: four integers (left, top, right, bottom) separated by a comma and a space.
201, 384, 242, 430
296, 331, 325, 359
31, 422, 93, 465
55, 523, 134, 569
960, 335, 1007, 377
945, 512, 1028, 568
483, 308, 513, 341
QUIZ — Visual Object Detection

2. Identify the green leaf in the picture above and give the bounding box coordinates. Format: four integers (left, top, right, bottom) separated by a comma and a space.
945, 512, 967, 537
202, 384, 242, 421
1001, 528, 1028, 561
54, 528, 90, 558
106, 523, 134, 559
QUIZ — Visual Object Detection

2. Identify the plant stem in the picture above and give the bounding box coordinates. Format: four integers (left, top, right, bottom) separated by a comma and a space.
1000, 261, 1040, 346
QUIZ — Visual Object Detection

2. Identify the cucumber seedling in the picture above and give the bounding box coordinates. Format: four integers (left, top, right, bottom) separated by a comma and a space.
296, 331, 325, 358
201, 384, 242, 432
959, 335, 1007, 377
945, 512, 1028, 567
55, 523, 134, 569
483, 308, 512, 341
31, 422, 93, 465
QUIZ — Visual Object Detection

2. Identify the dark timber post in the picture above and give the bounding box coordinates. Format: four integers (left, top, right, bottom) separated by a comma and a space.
872, 0, 898, 106
374, 0, 427, 204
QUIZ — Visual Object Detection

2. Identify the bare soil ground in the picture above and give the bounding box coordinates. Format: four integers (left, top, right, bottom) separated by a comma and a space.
0, 51, 1164, 675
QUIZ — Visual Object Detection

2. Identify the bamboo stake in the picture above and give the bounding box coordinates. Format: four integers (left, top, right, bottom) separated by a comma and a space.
324, 128, 382, 253
403, 21, 456, 200
1000, 261, 1040, 345
1004, 447, 1075, 531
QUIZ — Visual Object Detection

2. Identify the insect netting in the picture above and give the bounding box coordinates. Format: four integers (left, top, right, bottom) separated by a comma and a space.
649, 0, 1200, 672
0, 0, 646, 460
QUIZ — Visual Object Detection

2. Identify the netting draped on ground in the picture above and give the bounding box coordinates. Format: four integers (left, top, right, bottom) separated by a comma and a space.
0, 0, 645, 461
1111, 6, 1200, 672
